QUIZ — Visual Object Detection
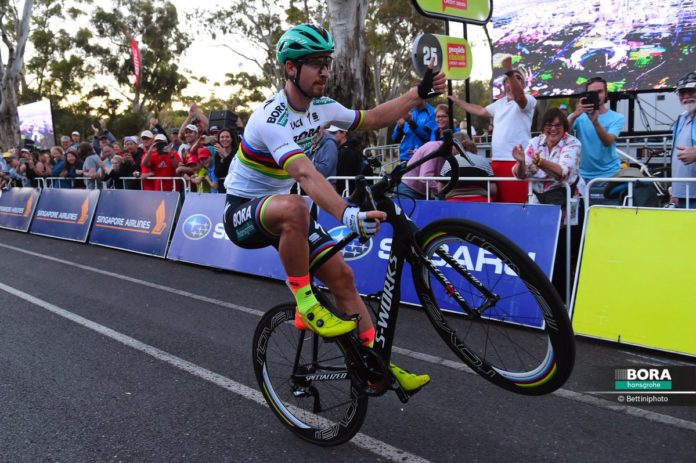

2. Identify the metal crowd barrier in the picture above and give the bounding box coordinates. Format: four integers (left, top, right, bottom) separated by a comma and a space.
43, 176, 190, 192
584, 177, 695, 211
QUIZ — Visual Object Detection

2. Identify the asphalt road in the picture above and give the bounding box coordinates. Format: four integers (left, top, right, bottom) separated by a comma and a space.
0, 229, 694, 462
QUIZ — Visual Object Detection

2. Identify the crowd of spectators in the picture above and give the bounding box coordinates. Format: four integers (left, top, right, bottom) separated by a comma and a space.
0, 103, 242, 194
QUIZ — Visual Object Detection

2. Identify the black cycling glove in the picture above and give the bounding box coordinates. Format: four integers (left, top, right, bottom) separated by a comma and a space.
417, 67, 441, 99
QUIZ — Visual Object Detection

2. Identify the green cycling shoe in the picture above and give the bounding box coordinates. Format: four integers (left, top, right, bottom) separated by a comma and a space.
390, 363, 431, 393
296, 304, 357, 338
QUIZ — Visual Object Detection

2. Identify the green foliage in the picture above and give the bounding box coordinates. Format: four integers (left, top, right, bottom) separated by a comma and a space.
85, 0, 189, 113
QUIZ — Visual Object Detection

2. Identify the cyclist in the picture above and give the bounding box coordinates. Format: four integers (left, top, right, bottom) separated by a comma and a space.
223, 24, 445, 393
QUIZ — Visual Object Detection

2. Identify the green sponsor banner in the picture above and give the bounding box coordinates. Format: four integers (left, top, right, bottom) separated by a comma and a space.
411, 0, 492, 25
615, 381, 673, 391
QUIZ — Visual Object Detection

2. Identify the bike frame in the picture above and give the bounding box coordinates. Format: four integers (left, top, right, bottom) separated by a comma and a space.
307, 133, 491, 373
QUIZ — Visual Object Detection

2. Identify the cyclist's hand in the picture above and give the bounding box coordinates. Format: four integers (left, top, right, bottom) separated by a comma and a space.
417, 59, 446, 99
342, 207, 386, 239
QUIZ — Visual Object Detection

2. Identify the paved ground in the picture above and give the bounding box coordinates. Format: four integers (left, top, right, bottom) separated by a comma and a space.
0, 229, 694, 462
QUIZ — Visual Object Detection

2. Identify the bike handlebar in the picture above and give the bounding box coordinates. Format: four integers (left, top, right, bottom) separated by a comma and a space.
348, 130, 460, 209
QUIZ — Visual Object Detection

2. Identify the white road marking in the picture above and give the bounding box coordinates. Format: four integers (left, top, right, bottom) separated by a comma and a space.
0, 281, 431, 463
1, 242, 695, 435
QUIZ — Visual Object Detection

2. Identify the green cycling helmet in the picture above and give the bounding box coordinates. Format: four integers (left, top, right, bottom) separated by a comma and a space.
276, 24, 335, 64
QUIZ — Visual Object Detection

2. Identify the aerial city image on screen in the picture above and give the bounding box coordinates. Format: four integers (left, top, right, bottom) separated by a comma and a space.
490, 0, 696, 96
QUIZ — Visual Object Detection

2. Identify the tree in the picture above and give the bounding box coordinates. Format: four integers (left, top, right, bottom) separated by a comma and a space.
326, 0, 369, 110
23, 0, 90, 103
0, 0, 33, 149
83, 0, 189, 114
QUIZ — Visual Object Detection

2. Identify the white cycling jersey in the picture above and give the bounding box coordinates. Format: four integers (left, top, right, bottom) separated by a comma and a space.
225, 89, 365, 198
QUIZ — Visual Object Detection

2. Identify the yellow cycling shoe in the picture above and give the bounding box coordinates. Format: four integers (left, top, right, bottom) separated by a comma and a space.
390, 363, 431, 393
297, 303, 357, 338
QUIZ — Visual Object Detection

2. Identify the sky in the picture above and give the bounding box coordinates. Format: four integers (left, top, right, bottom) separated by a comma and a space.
169, 1, 493, 105
13, 0, 493, 109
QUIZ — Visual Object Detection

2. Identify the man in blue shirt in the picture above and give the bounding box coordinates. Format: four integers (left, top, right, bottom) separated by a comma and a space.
569, 77, 625, 182
391, 100, 435, 161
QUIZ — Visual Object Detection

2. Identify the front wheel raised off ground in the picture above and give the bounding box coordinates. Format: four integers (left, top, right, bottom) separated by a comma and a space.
413, 219, 575, 395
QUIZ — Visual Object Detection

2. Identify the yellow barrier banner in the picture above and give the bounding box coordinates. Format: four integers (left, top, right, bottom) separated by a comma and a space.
573, 206, 696, 356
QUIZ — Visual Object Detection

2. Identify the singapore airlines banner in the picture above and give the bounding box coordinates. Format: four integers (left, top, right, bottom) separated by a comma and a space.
0, 187, 39, 232
30, 189, 100, 242
89, 190, 179, 257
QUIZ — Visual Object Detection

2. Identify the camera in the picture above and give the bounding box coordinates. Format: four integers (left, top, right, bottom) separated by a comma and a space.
580, 91, 600, 110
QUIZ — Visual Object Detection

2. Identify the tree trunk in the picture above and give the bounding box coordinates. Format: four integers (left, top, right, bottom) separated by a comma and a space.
326, 0, 369, 110
0, 0, 34, 150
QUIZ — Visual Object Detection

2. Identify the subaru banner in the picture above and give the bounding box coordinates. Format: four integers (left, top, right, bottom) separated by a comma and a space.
168, 196, 560, 321
167, 194, 286, 279
317, 201, 559, 317
88, 190, 179, 257
0, 187, 40, 232
30, 189, 100, 242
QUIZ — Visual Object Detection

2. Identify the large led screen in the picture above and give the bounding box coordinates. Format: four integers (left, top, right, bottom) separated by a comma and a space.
18, 99, 55, 149
490, 0, 696, 96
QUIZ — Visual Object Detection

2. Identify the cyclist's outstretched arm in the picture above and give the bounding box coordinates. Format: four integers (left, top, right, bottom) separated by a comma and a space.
361, 70, 446, 131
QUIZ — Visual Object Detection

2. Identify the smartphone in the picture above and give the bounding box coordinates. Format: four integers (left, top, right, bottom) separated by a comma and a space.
580, 91, 600, 110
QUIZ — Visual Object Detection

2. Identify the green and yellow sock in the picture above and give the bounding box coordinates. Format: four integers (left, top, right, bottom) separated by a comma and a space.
287, 275, 319, 315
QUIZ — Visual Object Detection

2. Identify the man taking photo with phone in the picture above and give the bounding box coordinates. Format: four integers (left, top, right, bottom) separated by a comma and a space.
569, 77, 625, 190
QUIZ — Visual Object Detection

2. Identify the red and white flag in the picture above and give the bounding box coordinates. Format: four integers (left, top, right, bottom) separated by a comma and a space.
130, 39, 142, 89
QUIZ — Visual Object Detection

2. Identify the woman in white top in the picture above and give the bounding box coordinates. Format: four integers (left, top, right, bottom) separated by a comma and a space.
512, 107, 581, 203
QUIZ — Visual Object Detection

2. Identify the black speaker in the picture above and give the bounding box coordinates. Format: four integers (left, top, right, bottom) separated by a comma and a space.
208, 110, 238, 130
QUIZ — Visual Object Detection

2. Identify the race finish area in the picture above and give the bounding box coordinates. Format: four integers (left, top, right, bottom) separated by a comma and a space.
1, 229, 694, 461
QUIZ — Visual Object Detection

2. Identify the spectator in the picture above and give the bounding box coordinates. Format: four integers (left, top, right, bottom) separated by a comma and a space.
450, 59, 536, 203
559, 103, 569, 117
60, 135, 72, 153
213, 128, 236, 193
141, 133, 182, 191
77, 142, 103, 189
70, 130, 81, 150
190, 147, 217, 193
439, 134, 496, 202
50, 146, 69, 188
569, 76, 625, 194
179, 103, 209, 139
118, 137, 141, 189
391, 100, 435, 161
177, 124, 199, 161
170, 128, 183, 153
101, 155, 127, 189
395, 139, 450, 201
432, 104, 460, 141
148, 117, 167, 137
334, 129, 368, 196
670, 70, 696, 208
512, 108, 581, 207
512, 107, 581, 301
140, 130, 155, 155
33, 150, 53, 181
312, 125, 340, 186
6, 155, 30, 187
60, 150, 84, 188
90, 120, 116, 155
98, 144, 116, 176
0, 154, 9, 189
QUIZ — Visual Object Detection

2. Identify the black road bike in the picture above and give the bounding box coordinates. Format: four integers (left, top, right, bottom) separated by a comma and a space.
252, 132, 576, 446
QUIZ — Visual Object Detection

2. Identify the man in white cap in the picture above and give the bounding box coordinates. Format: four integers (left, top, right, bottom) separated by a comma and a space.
70, 131, 81, 150
177, 123, 199, 161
